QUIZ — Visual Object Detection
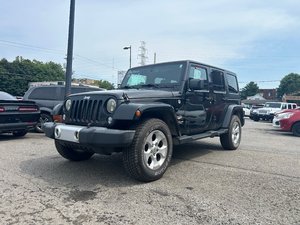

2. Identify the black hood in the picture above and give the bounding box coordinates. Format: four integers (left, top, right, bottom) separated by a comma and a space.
70, 89, 175, 100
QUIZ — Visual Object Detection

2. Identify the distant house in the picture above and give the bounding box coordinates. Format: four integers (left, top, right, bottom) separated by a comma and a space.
282, 92, 300, 105
258, 89, 277, 100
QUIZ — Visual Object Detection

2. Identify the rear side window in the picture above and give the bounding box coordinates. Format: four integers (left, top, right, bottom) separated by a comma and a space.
226, 73, 239, 93
28, 87, 59, 100
211, 70, 225, 92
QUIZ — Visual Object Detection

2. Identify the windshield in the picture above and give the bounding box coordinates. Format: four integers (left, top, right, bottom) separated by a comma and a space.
265, 102, 281, 108
120, 62, 186, 90
0, 91, 16, 100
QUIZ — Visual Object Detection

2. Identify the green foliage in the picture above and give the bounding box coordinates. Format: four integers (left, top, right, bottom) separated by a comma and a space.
93, 80, 114, 90
240, 81, 259, 99
277, 73, 300, 98
0, 57, 65, 96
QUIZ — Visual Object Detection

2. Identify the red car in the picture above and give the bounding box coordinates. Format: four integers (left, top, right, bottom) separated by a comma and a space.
279, 109, 300, 136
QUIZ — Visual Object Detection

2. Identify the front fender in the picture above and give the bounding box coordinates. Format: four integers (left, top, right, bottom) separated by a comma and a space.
113, 102, 175, 120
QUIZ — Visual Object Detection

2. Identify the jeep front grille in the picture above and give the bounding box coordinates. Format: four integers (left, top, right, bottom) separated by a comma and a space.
69, 99, 103, 123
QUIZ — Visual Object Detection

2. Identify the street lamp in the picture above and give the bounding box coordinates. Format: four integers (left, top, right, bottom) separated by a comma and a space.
123, 45, 131, 68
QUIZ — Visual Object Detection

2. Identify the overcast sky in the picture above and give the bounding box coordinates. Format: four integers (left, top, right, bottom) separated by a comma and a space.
0, 0, 299, 88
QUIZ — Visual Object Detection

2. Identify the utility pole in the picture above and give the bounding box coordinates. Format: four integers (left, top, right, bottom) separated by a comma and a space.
154, 52, 156, 64
138, 41, 147, 66
65, 0, 75, 98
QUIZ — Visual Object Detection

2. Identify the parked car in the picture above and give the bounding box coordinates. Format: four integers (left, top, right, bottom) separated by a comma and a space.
0, 91, 40, 137
278, 109, 300, 136
272, 108, 300, 128
43, 60, 244, 182
251, 102, 297, 122
249, 104, 264, 120
23, 85, 103, 132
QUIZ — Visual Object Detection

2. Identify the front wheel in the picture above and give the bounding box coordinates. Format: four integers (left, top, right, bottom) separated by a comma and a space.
220, 115, 242, 150
35, 113, 53, 133
55, 140, 94, 161
123, 119, 173, 182
292, 122, 300, 137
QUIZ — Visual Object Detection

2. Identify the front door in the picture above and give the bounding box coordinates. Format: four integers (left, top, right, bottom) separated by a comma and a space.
184, 64, 214, 134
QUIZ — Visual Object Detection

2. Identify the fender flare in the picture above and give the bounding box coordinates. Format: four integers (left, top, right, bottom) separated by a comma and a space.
113, 102, 180, 136
222, 105, 244, 128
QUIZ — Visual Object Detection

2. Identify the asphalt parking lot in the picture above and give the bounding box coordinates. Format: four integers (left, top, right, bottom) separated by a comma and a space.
0, 118, 299, 225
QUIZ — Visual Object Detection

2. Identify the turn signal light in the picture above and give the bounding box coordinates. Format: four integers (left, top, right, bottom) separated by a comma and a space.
135, 110, 141, 117
53, 115, 63, 123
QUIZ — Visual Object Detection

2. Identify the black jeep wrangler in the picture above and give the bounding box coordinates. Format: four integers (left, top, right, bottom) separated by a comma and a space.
43, 60, 244, 182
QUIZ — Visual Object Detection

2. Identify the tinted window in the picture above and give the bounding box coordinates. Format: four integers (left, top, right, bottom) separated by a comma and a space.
28, 87, 59, 100
226, 73, 239, 93
211, 70, 225, 91
293, 104, 297, 109
0, 91, 16, 100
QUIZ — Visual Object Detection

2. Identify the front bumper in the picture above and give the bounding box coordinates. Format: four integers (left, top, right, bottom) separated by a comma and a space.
43, 122, 135, 147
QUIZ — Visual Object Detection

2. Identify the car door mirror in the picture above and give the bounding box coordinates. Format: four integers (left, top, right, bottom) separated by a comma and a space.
189, 79, 205, 90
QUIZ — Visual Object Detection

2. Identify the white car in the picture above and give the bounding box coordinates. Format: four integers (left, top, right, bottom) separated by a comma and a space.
243, 107, 250, 117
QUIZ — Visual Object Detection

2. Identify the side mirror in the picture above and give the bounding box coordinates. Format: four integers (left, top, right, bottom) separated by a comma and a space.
189, 79, 205, 90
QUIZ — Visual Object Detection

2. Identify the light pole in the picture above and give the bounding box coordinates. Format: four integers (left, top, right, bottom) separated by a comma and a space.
65, 0, 75, 98
123, 45, 131, 68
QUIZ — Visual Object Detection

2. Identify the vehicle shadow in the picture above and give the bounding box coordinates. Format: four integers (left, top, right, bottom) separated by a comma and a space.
0, 133, 26, 141
20, 140, 219, 188
19, 153, 139, 188
171, 141, 222, 166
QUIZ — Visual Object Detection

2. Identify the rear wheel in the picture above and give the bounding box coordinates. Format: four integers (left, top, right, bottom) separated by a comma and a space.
35, 113, 53, 133
12, 130, 28, 137
292, 122, 300, 137
55, 140, 94, 161
220, 115, 242, 150
123, 119, 173, 182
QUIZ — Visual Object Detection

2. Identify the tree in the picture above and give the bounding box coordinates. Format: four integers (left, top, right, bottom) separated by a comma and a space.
277, 73, 300, 98
0, 57, 65, 96
93, 80, 114, 90
240, 81, 259, 99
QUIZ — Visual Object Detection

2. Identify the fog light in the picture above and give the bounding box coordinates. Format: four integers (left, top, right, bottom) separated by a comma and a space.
74, 130, 79, 140
107, 117, 113, 124
54, 127, 61, 138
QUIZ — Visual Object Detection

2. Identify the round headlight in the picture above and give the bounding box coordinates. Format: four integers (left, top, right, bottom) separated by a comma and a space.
65, 99, 72, 111
106, 98, 117, 113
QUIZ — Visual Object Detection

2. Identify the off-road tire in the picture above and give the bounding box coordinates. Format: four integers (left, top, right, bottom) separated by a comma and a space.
123, 118, 173, 182
35, 113, 53, 133
292, 122, 300, 137
55, 140, 94, 161
220, 115, 241, 150
12, 130, 28, 137
253, 116, 259, 122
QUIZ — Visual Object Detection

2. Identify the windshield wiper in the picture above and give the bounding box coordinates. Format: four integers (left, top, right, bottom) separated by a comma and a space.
138, 84, 160, 88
